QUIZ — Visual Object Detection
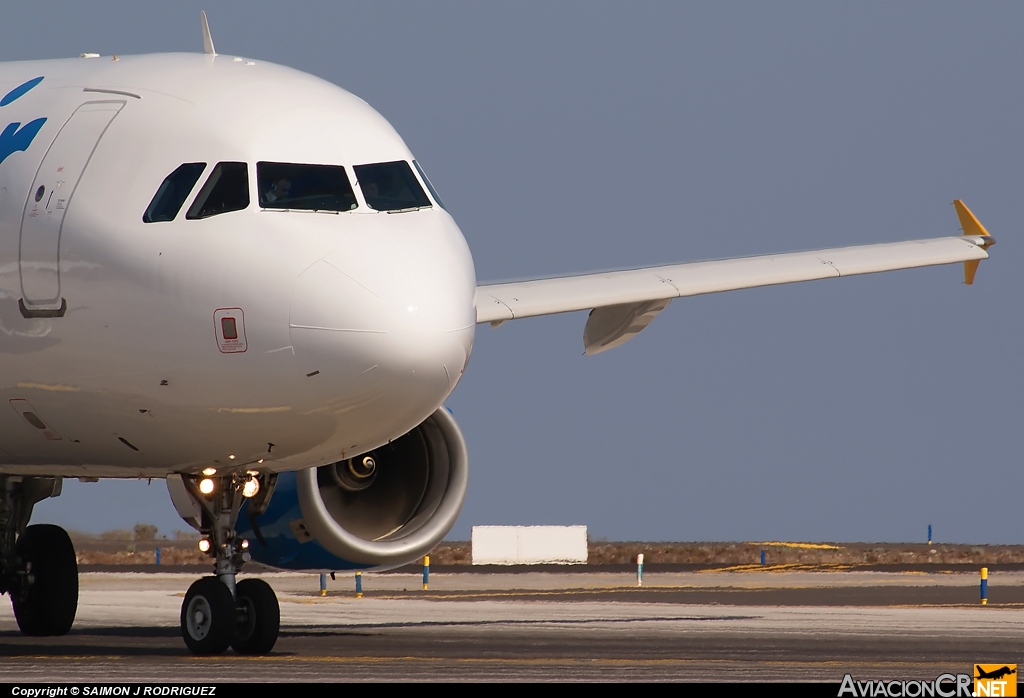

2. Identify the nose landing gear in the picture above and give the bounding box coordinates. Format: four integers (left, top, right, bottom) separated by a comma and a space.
178, 472, 280, 655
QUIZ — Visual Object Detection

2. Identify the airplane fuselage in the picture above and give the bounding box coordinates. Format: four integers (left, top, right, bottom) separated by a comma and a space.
0, 53, 476, 478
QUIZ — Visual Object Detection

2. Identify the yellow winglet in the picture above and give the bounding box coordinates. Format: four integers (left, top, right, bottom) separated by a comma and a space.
953, 199, 993, 285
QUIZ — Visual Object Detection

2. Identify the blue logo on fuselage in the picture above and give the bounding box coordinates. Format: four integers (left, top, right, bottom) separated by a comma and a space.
0, 76, 46, 166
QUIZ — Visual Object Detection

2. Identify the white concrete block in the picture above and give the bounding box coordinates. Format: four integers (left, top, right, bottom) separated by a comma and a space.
471, 526, 519, 564
471, 525, 588, 565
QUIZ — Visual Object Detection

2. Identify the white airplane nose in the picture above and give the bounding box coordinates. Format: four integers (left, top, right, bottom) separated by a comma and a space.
288, 253, 474, 420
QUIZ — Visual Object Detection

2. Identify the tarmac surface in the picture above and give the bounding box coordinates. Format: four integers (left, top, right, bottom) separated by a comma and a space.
1, 567, 1023, 682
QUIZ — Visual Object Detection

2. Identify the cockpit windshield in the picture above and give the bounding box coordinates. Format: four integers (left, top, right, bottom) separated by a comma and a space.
413, 160, 446, 211
186, 162, 249, 220
353, 161, 431, 212
144, 163, 206, 222
257, 162, 358, 212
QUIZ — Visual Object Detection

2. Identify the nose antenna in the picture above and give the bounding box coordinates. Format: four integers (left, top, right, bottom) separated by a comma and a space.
200, 11, 217, 56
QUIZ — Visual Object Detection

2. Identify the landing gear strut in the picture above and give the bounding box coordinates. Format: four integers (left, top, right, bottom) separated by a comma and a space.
178, 471, 279, 655
0, 476, 76, 636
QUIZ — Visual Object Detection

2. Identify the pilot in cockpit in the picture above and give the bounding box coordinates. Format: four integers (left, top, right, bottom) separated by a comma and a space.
264, 177, 292, 203
362, 172, 414, 206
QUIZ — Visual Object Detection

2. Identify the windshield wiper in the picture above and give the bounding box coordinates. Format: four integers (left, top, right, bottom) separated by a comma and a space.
385, 205, 430, 214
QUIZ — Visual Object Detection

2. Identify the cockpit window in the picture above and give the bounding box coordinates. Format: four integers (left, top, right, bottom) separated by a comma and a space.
354, 161, 431, 212
143, 163, 206, 222
412, 160, 446, 211
185, 162, 249, 220
256, 162, 358, 212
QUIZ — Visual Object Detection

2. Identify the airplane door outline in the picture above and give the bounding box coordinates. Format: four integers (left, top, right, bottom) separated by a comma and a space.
18, 100, 125, 318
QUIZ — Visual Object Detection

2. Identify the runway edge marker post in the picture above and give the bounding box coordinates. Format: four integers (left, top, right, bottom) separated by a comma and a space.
981, 567, 988, 605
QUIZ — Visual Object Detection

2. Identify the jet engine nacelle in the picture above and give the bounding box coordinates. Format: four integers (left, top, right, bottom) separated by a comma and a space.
232, 407, 468, 570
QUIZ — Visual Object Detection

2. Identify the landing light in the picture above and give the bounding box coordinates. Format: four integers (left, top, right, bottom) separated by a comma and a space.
241, 478, 260, 498
199, 478, 215, 495
241, 539, 249, 550
202, 467, 217, 476
198, 539, 211, 553
228, 454, 236, 460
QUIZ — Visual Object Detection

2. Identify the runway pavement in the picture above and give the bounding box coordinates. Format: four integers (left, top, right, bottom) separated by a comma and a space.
1, 568, 1022, 682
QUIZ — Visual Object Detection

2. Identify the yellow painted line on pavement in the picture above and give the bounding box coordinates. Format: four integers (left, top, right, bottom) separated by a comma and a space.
703, 563, 857, 573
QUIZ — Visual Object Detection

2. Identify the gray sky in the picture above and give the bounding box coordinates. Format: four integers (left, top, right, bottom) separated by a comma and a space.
6, 2, 1022, 543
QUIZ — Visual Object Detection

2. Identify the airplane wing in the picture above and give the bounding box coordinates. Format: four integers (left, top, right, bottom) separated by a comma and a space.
475, 200, 995, 355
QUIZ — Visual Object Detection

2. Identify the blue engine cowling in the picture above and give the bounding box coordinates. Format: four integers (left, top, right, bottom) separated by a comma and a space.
235, 406, 468, 571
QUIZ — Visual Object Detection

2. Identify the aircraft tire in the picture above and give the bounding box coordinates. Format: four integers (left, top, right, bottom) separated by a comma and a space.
12, 524, 79, 636
231, 578, 280, 655
181, 577, 235, 655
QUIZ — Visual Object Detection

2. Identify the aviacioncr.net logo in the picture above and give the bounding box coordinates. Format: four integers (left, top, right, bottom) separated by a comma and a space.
839, 673, 973, 698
